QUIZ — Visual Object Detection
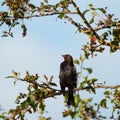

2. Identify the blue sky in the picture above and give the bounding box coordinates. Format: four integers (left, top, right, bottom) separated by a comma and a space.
0, 0, 120, 120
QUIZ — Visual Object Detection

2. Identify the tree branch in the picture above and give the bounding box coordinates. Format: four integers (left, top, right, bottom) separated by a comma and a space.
70, 0, 120, 50
15, 77, 120, 99
71, 0, 99, 37
3, 11, 77, 20
75, 85, 120, 91
42, 84, 120, 100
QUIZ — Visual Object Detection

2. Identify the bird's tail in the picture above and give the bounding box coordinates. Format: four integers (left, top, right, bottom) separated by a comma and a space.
67, 89, 75, 106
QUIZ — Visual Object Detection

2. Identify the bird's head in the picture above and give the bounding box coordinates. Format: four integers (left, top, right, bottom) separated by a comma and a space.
62, 54, 73, 65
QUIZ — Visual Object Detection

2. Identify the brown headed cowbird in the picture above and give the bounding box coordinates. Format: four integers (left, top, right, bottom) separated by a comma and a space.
59, 54, 77, 106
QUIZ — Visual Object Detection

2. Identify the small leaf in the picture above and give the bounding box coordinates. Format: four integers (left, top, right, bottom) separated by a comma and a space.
75, 94, 80, 107
88, 4, 94, 9
79, 80, 86, 88
1, 34, 8, 37
58, 13, 64, 19
89, 16, 94, 24
82, 9, 90, 16
5, 20, 11, 26
1, 2, 6, 6
18, 11, 24, 18
49, 82, 57, 87
21, 24, 27, 37
100, 99, 107, 108
12, 70, 18, 78
14, 80, 17, 85
91, 78, 97, 84
5, 76, 14, 78
28, 4, 36, 9
21, 101, 29, 109
63, 109, 72, 117
84, 98, 93, 103
74, 59, 79, 65
84, 67, 93, 74
112, 29, 118, 37
90, 87, 96, 94
79, 55, 83, 61
98, 8, 106, 14
50, 75, 53, 82
104, 90, 111, 96
98, 47, 105, 53
98, 39, 103, 44
44, 75, 48, 81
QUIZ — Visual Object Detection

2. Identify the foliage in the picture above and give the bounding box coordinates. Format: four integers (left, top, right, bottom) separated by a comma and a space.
0, 0, 120, 120
1, 71, 57, 120
1, 57, 120, 120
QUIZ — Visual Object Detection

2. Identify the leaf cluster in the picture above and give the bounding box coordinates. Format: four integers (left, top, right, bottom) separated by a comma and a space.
1, 71, 58, 120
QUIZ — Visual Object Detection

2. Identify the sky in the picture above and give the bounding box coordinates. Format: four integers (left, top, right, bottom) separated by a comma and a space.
0, 0, 120, 120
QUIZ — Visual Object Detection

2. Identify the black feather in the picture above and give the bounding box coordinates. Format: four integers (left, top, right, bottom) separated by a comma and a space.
59, 55, 77, 106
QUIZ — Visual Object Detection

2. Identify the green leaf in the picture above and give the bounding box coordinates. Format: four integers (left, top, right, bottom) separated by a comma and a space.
104, 90, 111, 96
28, 4, 36, 9
98, 8, 106, 14
1, 2, 6, 6
5, 76, 14, 78
21, 24, 27, 37
74, 59, 79, 65
110, 40, 119, 53
77, 71, 82, 77
100, 99, 107, 108
64, 92, 68, 103
75, 94, 80, 107
88, 4, 94, 9
97, 47, 105, 53
79, 55, 83, 61
90, 87, 96, 94
18, 11, 24, 18
70, 111, 77, 119
89, 16, 94, 24
112, 29, 119, 37
21, 101, 29, 109
49, 82, 57, 87
5, 20, 11, 26
2, 34, 8, 37
79, 55, 85, 62
82, 9, 90, 16
84, 98, 93, 103
63, 109, 72, 117
84, 67, 93, 74
14, 80, 17, 85
58, 13, 64, 19
79, 80, 86, 88
91, 78, 97, 84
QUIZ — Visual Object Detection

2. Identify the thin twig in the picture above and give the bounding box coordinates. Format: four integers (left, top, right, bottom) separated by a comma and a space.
64, 15, 81, 32
16, 77, 61, 92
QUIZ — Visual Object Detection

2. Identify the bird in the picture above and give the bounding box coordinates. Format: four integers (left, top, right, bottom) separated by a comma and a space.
59, 54, 77, 106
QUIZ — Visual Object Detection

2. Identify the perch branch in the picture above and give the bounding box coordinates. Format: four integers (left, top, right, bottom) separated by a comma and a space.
15, 77, 120, 99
